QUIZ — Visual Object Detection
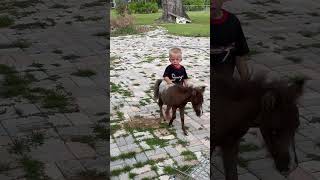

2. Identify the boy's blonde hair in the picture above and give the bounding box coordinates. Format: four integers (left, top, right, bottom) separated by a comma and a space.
169, 47, 182, 58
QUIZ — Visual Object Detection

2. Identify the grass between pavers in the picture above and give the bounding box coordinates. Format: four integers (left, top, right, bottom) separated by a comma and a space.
74, 15, 103, 22
0, 65, 75, 112
145, 138, 169, 149
93, 123, 108, 140
80, 0, 105, 9
0, 162, 10, 172
111, 10, 209, 37
111, 151, 136, 161
8, 131, 45, 155
110, 82, 133, 97
238, 156, 248, 168
49, 3, 70, 9
285, 56, 303, 63
71, 69, 97, 77
0, 15, 14, 28
163, 165, 195, 175
239, 143, 260, 152
62, 54, 81, 60
307, 153, 320, 161
20, 155, 47, 180
111, 159, 160, 177
0, 39, 32, 49
129, 172, 138, 179
181, 150, 197, 161
78, 169, 107, 179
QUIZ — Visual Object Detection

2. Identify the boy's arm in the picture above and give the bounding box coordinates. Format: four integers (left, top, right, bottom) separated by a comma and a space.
164, 76, 173, 84
236, 55, 249, 80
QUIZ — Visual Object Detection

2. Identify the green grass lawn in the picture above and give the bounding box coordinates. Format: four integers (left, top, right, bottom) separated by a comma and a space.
111, 10, 209, 37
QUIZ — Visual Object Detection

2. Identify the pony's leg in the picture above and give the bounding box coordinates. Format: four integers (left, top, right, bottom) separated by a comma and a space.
158, 98, 164, 121
165, 105, 171, 120
168, 107, 177, 126
221, 140, 240, 180
180, 106, 188, 135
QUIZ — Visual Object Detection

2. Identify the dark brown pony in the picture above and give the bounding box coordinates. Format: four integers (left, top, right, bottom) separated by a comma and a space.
212, 74, 305, 180
154, 79, 205, 135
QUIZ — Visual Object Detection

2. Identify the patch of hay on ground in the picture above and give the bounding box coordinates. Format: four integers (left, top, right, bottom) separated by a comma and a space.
124, 116, 162, 129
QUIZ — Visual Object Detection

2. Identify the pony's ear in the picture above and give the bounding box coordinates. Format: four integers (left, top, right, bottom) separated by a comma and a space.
200, 86, 206, 93
196, 86, 206, 94
288, 76, 306, 100
262, 91, 276, 112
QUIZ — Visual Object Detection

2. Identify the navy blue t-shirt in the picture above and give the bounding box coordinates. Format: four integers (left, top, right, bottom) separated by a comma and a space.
163, 64, 188, 84
211, 9, 250, 77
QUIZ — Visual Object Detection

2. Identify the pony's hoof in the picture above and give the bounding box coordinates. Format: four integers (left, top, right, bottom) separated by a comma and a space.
168, 123, 173, 127
183, 131, 188, 136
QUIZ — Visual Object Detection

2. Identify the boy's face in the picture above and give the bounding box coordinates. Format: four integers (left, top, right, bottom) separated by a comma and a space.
169, 54, 182, 67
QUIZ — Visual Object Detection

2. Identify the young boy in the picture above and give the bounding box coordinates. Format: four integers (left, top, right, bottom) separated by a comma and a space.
163, 47, 188, 86
162, 47, 188, 120
211, 0, 250, 80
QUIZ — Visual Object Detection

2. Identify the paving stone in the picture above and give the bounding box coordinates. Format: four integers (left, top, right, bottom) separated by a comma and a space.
66, 142, 96, 159
94, 140, 107, 156
119, 173, 129, 180
57, 125, 94, 140
124, 157, 137, 166
135, 152, 149, 163
0, 148, 19, 168
124, 135, 135, 144
300, 161, 320, 173
56, 159, 85, 179
5, 168, 25, 179
47, 113, 72, 127
0, 136, 11, 146
80, 157, 107, 173
110, 147, 121, 157
30, 138, 75, 162
164, 146, 180, 157
239, 173, 259, 180
111, 159, 125, 167
115, 136, 127, 147
2, 117, 51, 136
64, 112, 93, 125
44, 162, 65, 180
131, 165, 152, 175
14, 103, 40, 116
247, 158, 275, 171
252, 169, 287, 180
134, 170, 157, 180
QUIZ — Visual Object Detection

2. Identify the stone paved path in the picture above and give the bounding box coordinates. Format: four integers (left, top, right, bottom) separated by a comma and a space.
0, 0, 107, 179
212, 0, 320, 180
110, 28, 210, 179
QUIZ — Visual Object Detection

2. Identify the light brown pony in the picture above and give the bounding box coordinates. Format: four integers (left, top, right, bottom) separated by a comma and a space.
154, 79, 205, 135
212, 74, 305, 180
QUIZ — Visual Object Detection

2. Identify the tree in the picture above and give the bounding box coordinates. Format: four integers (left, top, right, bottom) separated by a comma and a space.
160, 0, 190, 22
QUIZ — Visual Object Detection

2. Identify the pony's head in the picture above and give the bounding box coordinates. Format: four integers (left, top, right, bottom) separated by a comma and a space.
259, 77, 305, 175
190, 86, 206, 117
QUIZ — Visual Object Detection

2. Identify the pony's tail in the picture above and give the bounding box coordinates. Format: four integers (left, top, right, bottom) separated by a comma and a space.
153, 79, 162, 100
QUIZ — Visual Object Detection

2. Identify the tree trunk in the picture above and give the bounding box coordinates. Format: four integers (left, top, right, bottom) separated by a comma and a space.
161, 0, 190, 22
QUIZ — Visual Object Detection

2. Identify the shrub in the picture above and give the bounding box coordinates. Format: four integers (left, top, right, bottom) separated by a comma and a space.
128, 2, 158, 14
183, 0, 205, 11
110, 15, 135, 30
115, 0, 131, 16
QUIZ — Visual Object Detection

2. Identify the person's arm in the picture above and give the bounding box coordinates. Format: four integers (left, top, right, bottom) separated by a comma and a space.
164, 76, 173, 84
236, 55, 249, 80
